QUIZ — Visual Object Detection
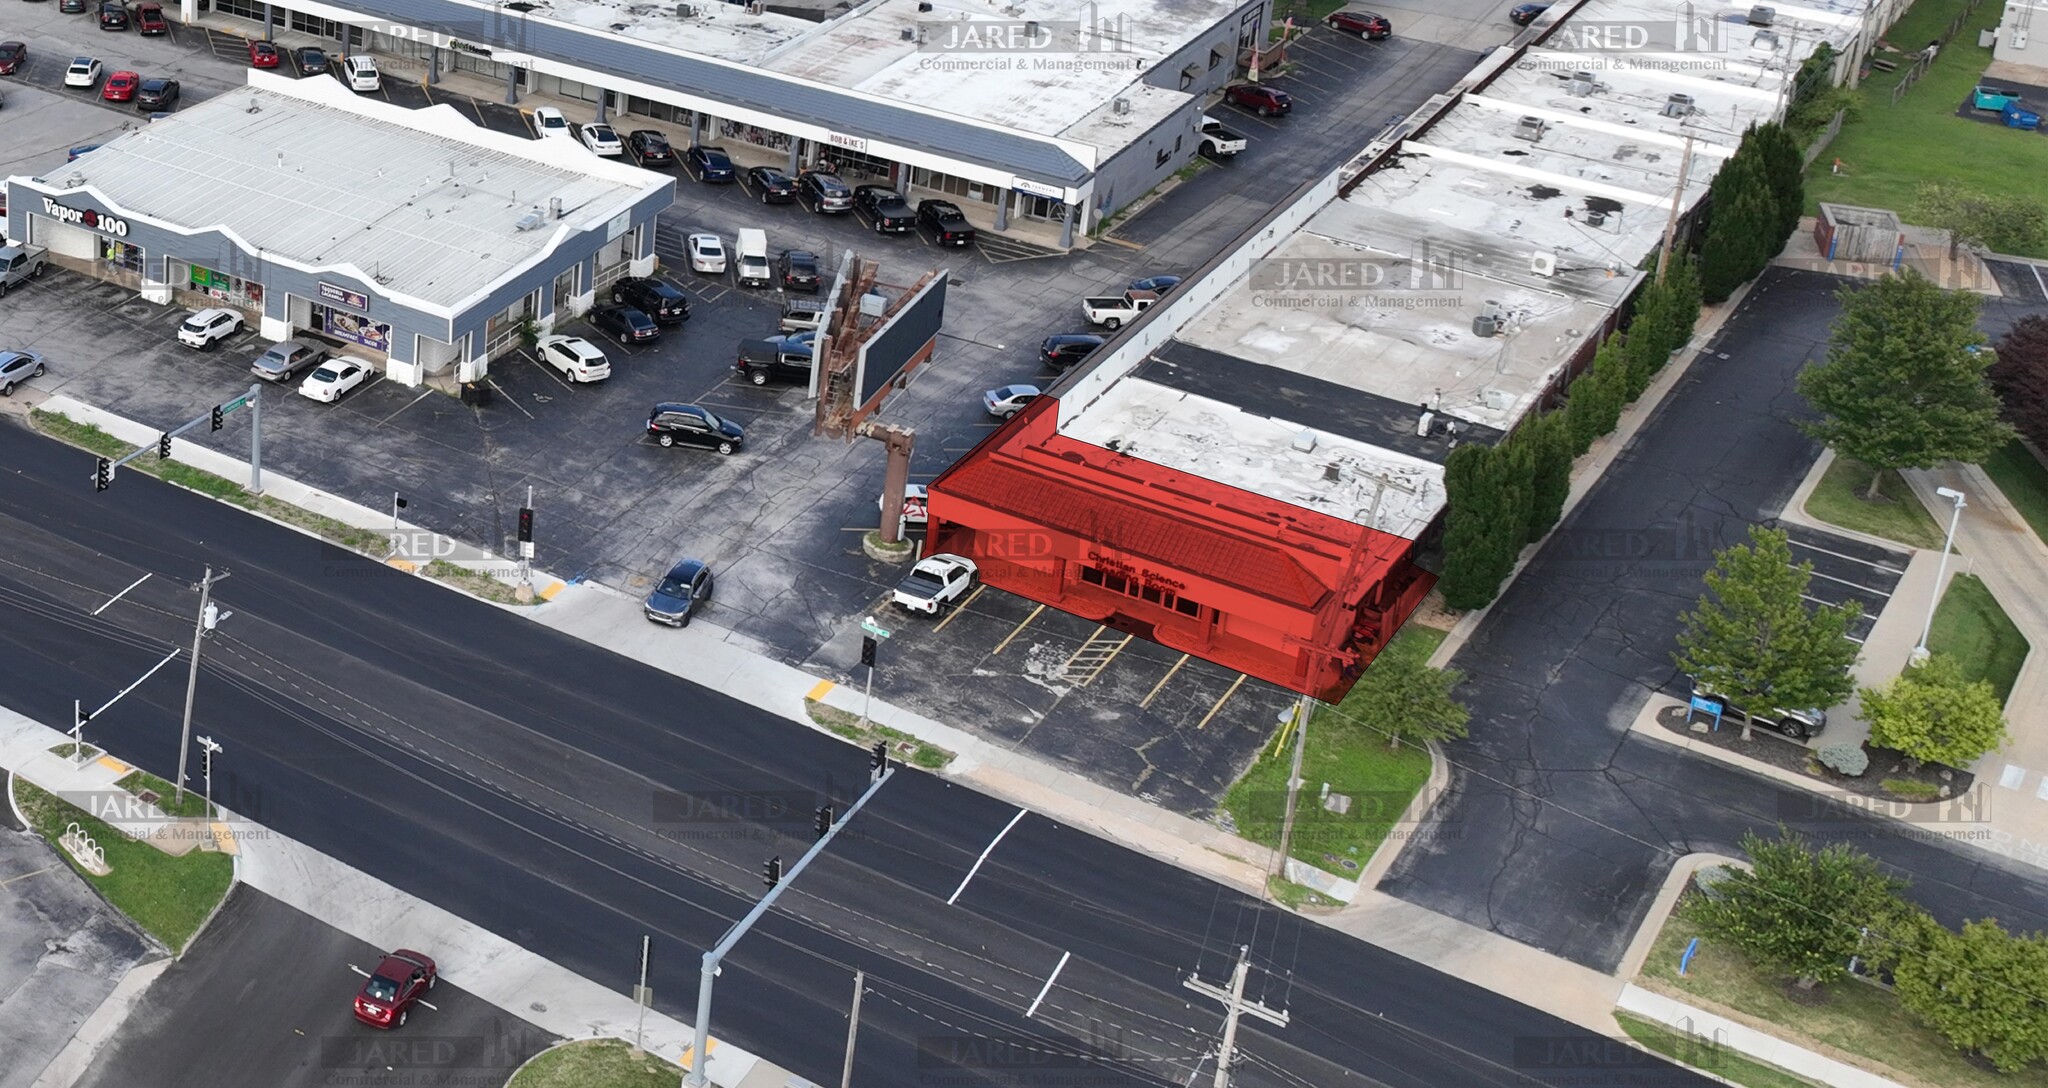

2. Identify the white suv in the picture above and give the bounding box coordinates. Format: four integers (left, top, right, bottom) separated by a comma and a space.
177, 308, 244, 350
342, 55, 380, 92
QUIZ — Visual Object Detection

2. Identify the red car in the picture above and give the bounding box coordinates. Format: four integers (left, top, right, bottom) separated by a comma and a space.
102, 70, 140, 102
1224, 84, 1293, 117
1327, 10, 1392, 39
248, 40, 280, 67
0, 41, 26, 76
136, 3, 168, 35
353, 949, 436, 1029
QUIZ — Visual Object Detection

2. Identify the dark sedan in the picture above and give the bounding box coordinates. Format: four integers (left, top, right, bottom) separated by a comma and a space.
778, 250, 821, 293
1128, 275, 1182, 293
293, 46, 330, 75
1041, 333, 1105, 371
589, 305, 660, 344
1508, 4, 1549, 26
685, 145, 736, 183
647, 403, 744, 455
625, 130, 674, 167
642, 557, 713, 627
743, 166, 797, 203
134, 78, 180, 110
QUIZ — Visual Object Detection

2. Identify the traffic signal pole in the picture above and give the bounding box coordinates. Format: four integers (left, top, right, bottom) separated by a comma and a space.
685, 750, 896, 1087
93, 386, 259, 493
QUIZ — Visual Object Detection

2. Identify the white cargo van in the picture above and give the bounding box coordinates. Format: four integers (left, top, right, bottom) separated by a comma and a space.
735, 228, 772, 288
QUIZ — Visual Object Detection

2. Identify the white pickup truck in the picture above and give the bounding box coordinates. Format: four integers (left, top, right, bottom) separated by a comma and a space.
1080, 288, 1160, 330
0, 243, 49, 296
1198, 115, 1247, 157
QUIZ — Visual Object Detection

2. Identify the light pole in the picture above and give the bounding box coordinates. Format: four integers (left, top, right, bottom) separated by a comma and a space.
175, 568, 230, 808
1912, 486, 1967, 666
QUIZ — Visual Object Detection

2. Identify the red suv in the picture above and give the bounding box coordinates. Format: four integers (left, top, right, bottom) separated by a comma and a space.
1224, 84, 1292, 117
353, 950, 437, 1029
1327, 11, 1391, 39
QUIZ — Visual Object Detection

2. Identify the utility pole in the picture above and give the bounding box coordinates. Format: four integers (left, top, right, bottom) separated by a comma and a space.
1183, 946, 1290, 1088
175, 568, 229, 808
516, 485, 536, 602
839, 969, 864, 1088
71, 700, 88, 765
634, 935, 652, 1054
1655, 136, 1696, 284
1274, 695, 1313, 888
195, 736, 222, 816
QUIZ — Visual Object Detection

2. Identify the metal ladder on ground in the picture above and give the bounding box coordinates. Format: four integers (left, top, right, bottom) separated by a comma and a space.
1060, 626, 1132, 686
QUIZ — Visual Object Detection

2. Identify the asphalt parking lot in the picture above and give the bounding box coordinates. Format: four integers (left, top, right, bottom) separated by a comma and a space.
1, 15, 1484, 813
71, 885, 553, 1088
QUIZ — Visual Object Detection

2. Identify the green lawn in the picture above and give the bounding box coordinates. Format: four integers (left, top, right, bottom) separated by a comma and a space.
1805, 1, 2048, 258
508, 1039, 676, 1088
1614, 1012, 1823, 1088
9, 778, 232, 953
1802, 456, 1948, 550
115, 769, 214, 820
1927, 573, 2031, 703
1222, 625, 1441, 874
1981, 439, 2048, 545
1639, 896, 2039, 1088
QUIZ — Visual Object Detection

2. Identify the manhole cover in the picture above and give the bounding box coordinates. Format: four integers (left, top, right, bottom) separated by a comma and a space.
136, 790, 160, 806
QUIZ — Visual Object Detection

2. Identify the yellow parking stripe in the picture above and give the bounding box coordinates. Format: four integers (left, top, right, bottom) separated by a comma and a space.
537, 581, 567, 601
807, 679, 837, 701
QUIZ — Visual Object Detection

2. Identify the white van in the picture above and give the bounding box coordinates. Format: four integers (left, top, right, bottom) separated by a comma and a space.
734, 228, 772, 288
343, 55, 381, 93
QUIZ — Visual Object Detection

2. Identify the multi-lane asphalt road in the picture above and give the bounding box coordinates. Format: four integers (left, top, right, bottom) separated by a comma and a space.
0, 418, 1717, 1088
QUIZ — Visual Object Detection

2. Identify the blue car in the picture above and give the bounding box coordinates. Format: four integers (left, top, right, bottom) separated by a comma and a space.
643, 557, 713, 626
1128, 275, 1182, 294
68, 144, 100, 161
685, 145, 737, 184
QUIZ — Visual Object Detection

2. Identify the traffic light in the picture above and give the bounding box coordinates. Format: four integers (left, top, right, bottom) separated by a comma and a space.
814, 805, 834, 841
859, 635, 877, 668
517, 507, 534, 543
158, 433, 172, 459
762, 855, 782, 889
94, 457, 111, 492
869, 741, 888, 773
210, 405, 224, 432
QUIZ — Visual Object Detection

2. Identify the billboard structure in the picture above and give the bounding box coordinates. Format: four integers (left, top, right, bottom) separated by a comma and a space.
814, 263, 948, 438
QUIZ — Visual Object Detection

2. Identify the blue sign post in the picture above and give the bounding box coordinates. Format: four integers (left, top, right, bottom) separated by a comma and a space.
1680, 936, 1701, 976
1688, 695, 1724, 731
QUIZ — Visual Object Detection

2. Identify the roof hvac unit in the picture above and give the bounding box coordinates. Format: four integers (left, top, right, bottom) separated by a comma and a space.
1531, 252, 1558, 277
1747, 6, 1776, 25
901, 27, 915, 39
1751, 30, 1780, 51
1470, 315, 1498, 337
1482, 388, 1514, 411
1662, 93, 1696, 117
514, 209, 546, 232
1568, 72, 1596, 97
675, 3, 696, 15
1112, 97, 1131, 114
1586, 209, 1608, 228
747, 0, 764, 11
1514, 116, 1545, 142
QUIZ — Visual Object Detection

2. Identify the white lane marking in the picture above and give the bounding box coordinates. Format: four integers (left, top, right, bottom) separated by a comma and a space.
947, 807, 1027, 906
1026, 951, 1071, 1018
92, 573, 152, 615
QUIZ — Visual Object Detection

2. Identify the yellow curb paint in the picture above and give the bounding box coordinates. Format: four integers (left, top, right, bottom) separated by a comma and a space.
387, 558, 418, 573
537, 581, 566, 601
210, 823, 240, 856
807, 680, 837, 701
95, 756, 131, 775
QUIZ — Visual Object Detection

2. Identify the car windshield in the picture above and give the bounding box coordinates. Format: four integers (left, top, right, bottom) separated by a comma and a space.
656, 577, 691, 598
310, 369, 336, 383
540, 115, 565, 129
179, 319, 205, 332
699, 409, 726, 431
364, 976, 400, 1002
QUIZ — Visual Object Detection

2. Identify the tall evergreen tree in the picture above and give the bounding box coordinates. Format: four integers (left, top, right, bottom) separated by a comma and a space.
1698, 155, 1777, 303
1438, 444, 1501, 611
1751, 122, 1807, 248
1797, 270, 2013, 498
1520, 412, 1575, 545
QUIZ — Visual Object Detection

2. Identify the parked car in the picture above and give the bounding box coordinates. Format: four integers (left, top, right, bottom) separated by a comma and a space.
536, 334, 610, 382
532, 106, 571, 140
135, 3, 167, 35
298, 357, 374, 402
247, 40, 280, 68
576, 122, 623, 157
734, 337, 812, 386
647, 403, 744, 454
983, 384, 1042, 419
917, 200, 977, 247
1198, 115, 1247, 158
611, 277, 690, 325
1041, 333, 1104, 370
353, 950, 436, 1029
797, 170, 853, 213
67, 145, 99, 161
778, 250, 821, 293
687, 233, 727, 274
102, 70, 139, 102
642, 557, 713, 627
251, 340, 328, 382
0, 42, 26, 76
625, 129, 674, 167
1688, 680, 1828, 741
1129, 274, 1182, 294
590, 305, 660, 344
60, 0, 89, 12
341, 55, 380, 92
293, 46, 330, 75
1326, 10, 1391, 38
743, 166, 797, 203
134, 78, 179, 110
1508, 4, 1550, 26
685, 145, 737, 183
97, 2, 129, 30
853, 185, 916, 233
1224, 84, 1292, 116
1081, 289, 1159, 330
0, 349, 47, 396
892, 554, 978, 615
779, 298, 827, 334
176, 307, 244, 350
64, 57, 104, 88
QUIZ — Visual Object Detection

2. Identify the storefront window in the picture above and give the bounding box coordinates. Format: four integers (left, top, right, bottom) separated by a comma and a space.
552, 265, 579, 311
910, 168, 998, 205
1019, 194, 1068, 222
716, 119, 792, 152
101, 240, 145, 274
186, 263, 263, 307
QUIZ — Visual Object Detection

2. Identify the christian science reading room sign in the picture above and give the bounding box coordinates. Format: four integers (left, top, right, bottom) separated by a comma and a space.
42, 197, 129, 238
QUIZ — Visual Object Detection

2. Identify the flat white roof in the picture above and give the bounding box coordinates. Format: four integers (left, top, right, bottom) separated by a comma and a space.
498, 0, 815, 63
1481, 52, 1783, 146
28, 71, 668, 313
1541, 0, 1856, 85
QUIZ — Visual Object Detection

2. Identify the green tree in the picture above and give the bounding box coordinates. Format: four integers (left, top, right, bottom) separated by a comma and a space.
1916, 182, 2048, 260
1673, 526, 1861, 741
1439, 445, 1504, 610
1990, 315, 2048, 450
1797, 270, 2013, 498
1665, 253, 1703, 343
1621, 282, 1674, 400
1681, 830, 1908, 989
1697, 155, 1777, 303
1519, 412, 1574, 545
1339, 648, 1470, 750
1564, 335, 1629, 453
1859, 653, 2010, 769
1750, 122, 1806, 248
1893, 918, 2048, 1073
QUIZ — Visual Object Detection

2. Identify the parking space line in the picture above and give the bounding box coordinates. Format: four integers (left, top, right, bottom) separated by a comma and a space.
1798, 565, 1893, 596
932, 584, 983, 633
377, 389, 436, 427
1784, 536, 1903, 573
1140, 653, 1190, 709
1194, 674, 1248, 730
946, 807, 1027, 905
487, 379, 535, 419
523, 350, 577, 393
991, 603, 1044, 656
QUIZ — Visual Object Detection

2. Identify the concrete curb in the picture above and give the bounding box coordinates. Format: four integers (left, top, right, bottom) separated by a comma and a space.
1618, 985, 1910, 1088
26, 957, 173, 1088
1615, 852, 1743, 981
1780, 447, 1939, 556
1353, 737, 1448, 895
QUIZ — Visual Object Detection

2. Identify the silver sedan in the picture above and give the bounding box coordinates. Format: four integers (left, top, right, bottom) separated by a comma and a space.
0, 349, 46, 396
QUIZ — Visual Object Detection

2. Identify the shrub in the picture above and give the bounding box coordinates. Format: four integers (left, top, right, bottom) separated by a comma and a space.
1816, 742, 1869, 777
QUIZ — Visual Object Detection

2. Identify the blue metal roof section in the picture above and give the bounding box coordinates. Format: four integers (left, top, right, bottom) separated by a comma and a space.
349, 0, 1093, 184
